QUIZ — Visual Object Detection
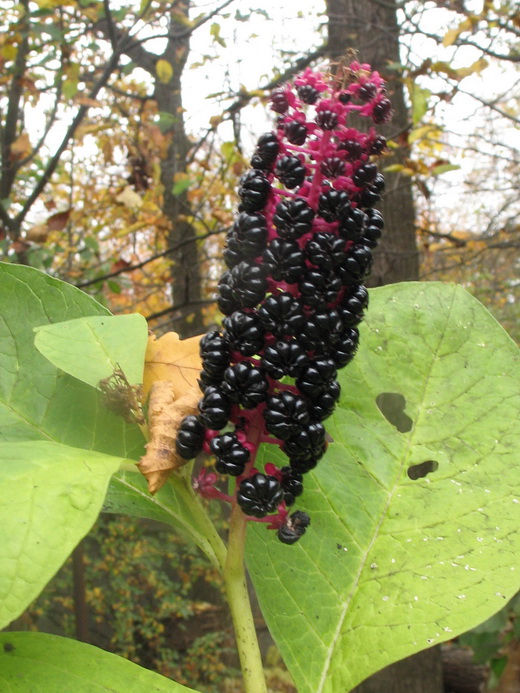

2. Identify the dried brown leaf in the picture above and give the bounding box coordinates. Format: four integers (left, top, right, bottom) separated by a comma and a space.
143, 331, 203, 400
138, 381, 200, 493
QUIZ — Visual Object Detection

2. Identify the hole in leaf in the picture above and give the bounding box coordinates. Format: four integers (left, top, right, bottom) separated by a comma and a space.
376, 392, 413, 433
407, 460, 439, 480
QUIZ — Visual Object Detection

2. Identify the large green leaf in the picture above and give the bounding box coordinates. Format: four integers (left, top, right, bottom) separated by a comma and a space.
34, 314, 148, 388
247, 282, 520, 693
0, 632, 199, 692
0, 263, 144, 458
104, 470, 227, 572
0, 441, 124, 628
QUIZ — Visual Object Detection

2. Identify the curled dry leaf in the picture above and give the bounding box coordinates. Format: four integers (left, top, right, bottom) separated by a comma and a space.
138, 381, 201, 494
139, 330, 204, 493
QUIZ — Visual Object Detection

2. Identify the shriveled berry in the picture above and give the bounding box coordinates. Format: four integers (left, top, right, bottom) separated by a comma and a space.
263, 238, 306, 283
263, 391, 310, 440
261, 339, 309, 380
223, 311, 265, 357
297, 84, 319, 104
316, 109, 338, 130
176, 415, 206, 459
318, 189, 351, 222
278, 510, 311, 544
238, 169, 271, 212
280, 467, 304, 506
198, 385, 232, 430
284, 121, 307, 145
275, 155, 306, 189
296, 359, 337, 398
258, 292, 306, 338
273, 198, 314, 240
221, 362, 268, 408
237, 473, 284, 518
210, 432, 250, 476
305, 232, 347, 270
250, 132, 280, 171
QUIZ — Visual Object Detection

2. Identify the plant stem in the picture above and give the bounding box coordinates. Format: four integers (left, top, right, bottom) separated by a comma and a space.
223, 503, 267, 693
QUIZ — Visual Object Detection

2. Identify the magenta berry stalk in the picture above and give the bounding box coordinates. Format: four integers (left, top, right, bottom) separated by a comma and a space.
176, 62, 391, 545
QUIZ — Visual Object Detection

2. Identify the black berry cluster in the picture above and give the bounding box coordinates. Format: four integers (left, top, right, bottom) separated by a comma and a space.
176, 61, 390, 545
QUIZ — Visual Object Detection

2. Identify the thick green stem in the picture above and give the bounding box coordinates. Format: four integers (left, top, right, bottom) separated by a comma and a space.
223, 503, 267, 693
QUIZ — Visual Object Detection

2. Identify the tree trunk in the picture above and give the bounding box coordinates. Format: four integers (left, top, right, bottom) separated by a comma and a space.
153, 1, 205, 338
326, 2, 438, 692
326, 0, 420, 285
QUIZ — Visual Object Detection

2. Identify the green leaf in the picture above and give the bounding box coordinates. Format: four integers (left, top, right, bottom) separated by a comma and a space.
104, 469, 226, 572
171, 178, 193, 196
431, 163, 461, 176
0, 632, 199, 692
0, 441, 123, 628
34, 314, 148, 388
247, 282, 520, 693
408, 83, 431, 125
0, 263, 144, 458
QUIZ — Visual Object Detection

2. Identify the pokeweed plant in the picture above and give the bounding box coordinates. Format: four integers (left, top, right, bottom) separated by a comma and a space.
0, 62, 519, 693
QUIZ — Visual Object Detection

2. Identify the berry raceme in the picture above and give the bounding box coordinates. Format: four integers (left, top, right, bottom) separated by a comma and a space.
177, 61, 390, 545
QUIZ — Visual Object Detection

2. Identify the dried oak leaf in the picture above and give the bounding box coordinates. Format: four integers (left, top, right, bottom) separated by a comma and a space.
139, 330, 204, 493
143, 331, 203, 400
138, 381, 200, 494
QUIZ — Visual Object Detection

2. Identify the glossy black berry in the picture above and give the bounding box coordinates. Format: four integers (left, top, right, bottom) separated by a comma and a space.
372, 97, 392, 124
258, 292, 306, 338
298, 268, 342, 308
263, 391, 310, 440
222, 311, 265, 356
353, 162, 378, 187
362, 209, 384, 248
230, 260, 268, 308
271, 88, 290, 114
339, 285, 369, 326
279, 467, 304, 506
320, 157, 346, 178
318, 189, 351, 222
210, 432, 250, 476
250, 132, 280, 171
231, 211, 268, 258
221, 362, 268, 408
273, 198, 314, 240
316, 109, 338, 130
275, 155, 306, 189
298, 309, 344, 352
238, 169, 271, 212
261, 339, 309, 380
237, 473, 284, 518
284, 121, 307, 145
308, 379, 341, 422
176, 415, 206, 460
217, 271, 240, 315
198, 385, 232, 430
305, 232, 347, 270
330, 327, 359, 368
338, 138, 363, 161
358, 82, 377, 101
338, 91, 351, 104
223, 233, 245, 269
297, 84, 319, 104
200, 331, 231, 378
263, 238, 306, 283
278, 510, 311, 544
336, 245, 373, 284
368, 134, 387, 154
283, 422, 327, 471
356, 173, 385, 208
338, 207, 367, 242
296, 359, 337, 398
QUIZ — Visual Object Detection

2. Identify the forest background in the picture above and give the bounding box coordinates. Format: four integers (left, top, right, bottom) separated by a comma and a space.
0, 0, 518, 692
